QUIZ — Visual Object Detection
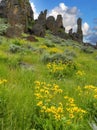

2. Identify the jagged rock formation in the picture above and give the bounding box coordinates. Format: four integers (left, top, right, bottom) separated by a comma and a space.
0, 1, 83, 42
31, 11, 65, 37
46, 15, 65, 33
76, 18, 83, 42
68, 18, 83, 42
56, 15, 64, 29
0, 0, 34, 37
46, 16, 56, 32
37, 9, 47, 27
31, 23, 45, 37
30, 10, 47, 37
69, 28, 73, 36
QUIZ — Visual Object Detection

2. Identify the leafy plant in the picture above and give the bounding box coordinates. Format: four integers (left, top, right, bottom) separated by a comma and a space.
0, 18, 9, 35
42, 53, 73, 64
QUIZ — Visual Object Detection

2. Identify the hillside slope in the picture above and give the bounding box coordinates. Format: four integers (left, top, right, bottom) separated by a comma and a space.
0, 33, 97, 129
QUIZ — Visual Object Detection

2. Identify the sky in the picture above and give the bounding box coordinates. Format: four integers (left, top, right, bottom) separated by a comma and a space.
30, 0, 97, 44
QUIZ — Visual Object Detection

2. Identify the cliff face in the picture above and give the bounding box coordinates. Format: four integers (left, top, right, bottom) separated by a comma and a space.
0, 0, 83, 42
0, 0, 34, 36
6, 0, 33, 31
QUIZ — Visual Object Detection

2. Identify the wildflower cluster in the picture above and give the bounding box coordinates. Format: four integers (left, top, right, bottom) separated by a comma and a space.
39, 46, 63, 54
84, 85, 97, 99
0, 79, 7, 84
34, 81, 63, 120
12, 38, 27, 46
47, 62, 65, 73
47, 61, 77, 78
47, 47, 63, 54
76, 70, 85, 76
34, 81, 86, 122
39, 45, 48, 50
64, 96, 87, 120
75, 85, 97, 119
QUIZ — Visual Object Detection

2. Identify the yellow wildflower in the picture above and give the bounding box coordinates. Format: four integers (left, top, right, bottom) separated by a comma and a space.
37, 101, 43, 106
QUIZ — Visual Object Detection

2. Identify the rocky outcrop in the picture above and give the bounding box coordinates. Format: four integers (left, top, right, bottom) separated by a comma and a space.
76, 18, 83, 42
68, 18, 83, 42
37, 9, 47, 27
46, 14, 65, 34
0, 1, 83, 42
46, 16, 56, 32
30, 10, 47, 37
6, 24, 24, 37
7, 0, 34, 32
0, 0, 7, 18
0, 0, 34, 37
56, 15, 64, 29
31, 23, 45, 37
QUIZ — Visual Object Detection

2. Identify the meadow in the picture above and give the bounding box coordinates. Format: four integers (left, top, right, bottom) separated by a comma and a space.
0, 32, 97, 130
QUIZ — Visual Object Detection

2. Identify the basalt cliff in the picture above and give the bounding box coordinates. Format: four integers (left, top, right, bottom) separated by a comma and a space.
0, 0, 83, 42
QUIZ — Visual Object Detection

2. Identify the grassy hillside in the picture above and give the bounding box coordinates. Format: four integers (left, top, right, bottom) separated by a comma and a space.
0, 33, 97, 130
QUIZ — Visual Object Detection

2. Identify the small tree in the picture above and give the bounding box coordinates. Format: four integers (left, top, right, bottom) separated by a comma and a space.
0, 18, 9, 35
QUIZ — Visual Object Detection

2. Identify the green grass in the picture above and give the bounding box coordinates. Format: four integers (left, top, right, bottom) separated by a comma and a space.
0, 34, 97, 129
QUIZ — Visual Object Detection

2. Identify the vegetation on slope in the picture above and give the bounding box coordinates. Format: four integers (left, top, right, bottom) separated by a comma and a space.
0, 32, 97, 130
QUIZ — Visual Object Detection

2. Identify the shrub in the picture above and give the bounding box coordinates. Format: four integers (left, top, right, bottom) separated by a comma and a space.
64, 50, 77, 58
9, 44, 22, 53
44, 40, 55, 47
8, 55, 22, 68
42, 53, 73, 64
11, 38, 27, 46
81, 46, 94, 53
0, 18, 9, 35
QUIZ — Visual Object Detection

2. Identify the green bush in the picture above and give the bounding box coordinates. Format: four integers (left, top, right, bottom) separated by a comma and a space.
0, 18, 9, 35
81, 46, 94, 53
9, 44, 22, 53
44, 40, 55, 47
64, 50, 77, 58
42, 53, 73, 64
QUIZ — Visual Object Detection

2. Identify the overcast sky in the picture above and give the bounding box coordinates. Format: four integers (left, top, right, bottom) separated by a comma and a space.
30, 0, 97, 44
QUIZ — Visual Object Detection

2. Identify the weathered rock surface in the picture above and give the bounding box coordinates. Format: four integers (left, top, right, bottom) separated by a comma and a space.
37, 9, 47, 27
30, 10, 47, 36
0, 0, 34, 37
46, 16, 56, 32
68, 18, 83, 42
31, 23, 45, 37
76, 18, 83, 42
46, 14, 65, 34
6, 24, 24, 37
0, 0, 7, 18
0, 1, 83, 42
56, 15, 64, 29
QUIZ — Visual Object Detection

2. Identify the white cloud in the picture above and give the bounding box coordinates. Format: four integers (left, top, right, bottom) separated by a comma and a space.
82, 22, 90, 36
30, 2, 38, 19
48, 3, 79, 32
59, 3, 68, 11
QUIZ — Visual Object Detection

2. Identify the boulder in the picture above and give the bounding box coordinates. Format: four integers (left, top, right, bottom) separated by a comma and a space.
31, 23, 45, 37
6, 24, 24, 37
26, 35, 38, 42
